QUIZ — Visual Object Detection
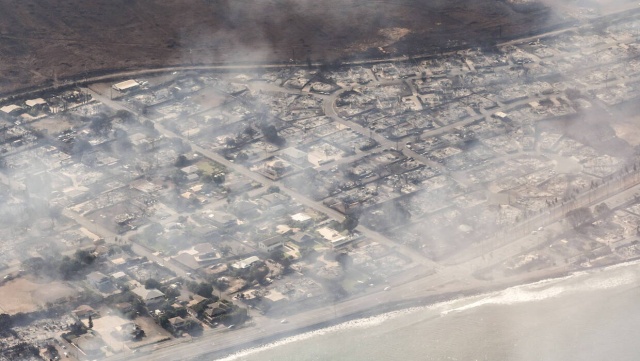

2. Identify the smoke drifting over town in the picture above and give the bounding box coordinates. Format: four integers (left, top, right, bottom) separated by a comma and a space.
0, 0, 559, 94
1, 0, 640, 360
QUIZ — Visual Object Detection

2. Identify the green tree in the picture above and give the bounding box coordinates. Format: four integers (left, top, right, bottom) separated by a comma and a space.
185, 318, 203, 334
21, 257, 47, 275
235, 152, 249, 162
74, 249, 96, 265
89, 113, 112, 135
59, 256, 83, 279
190, 301, 209, 318
261, 124, 284, 145
48, 204, 63, 225
158, 315, 170, 329
211, 277, 230, 292
188, 282, 213, 298
594, 202, 610, 217
342, 214, 359, 234
0, 313, 13, 332
220, 245, 232, 257
244, 126, 257, 138
225, 137, 237, 148
175, 307, 188, 318
115, 109, 134, 122
145, 278, 162, 290
566, 207, 593, 229
175, 155, 189, 168
133, 328, 145, 340
212, 173, 225, 185
69, 321, 86, 335
270, 251, 292, 269
248, 264, 269, 284
163, 287, 181, 299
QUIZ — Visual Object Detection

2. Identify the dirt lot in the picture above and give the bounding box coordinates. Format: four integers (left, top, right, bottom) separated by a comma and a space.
613, 101, 640, 147
30, 115, 74, 135
0, 0, 564, 95
89, 313, 132, 353
0, 277, 76, 313
126, 316, 172, 349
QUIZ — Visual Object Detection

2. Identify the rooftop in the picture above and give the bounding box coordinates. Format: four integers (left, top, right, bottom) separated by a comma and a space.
132, 287, 165, 301
86, 271, 109, 283
317, 227, 347, 243
25, 98, 47, 107
291, 212, 312, 222
0, 104, 21, 113
113, 79, 140, 91
233, 256, 260, 269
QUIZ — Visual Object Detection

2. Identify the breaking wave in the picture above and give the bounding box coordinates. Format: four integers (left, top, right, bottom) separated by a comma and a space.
441, 259, 640, 315
216, 307, 423, 361
216, 259, 640, 360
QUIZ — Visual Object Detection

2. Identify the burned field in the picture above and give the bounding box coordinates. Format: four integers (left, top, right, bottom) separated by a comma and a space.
0, 0, 558, 94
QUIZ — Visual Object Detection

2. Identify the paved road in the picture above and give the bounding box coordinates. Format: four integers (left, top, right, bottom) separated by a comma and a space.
60, 207, 189, 279
91, 130, 640, 361
108, 167, 640, 361
54, 7, 640, 359
84, 86, 437, 270
106, 265, 459, 361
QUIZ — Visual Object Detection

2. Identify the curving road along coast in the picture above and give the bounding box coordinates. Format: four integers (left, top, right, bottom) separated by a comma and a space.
99, 154, 640, 361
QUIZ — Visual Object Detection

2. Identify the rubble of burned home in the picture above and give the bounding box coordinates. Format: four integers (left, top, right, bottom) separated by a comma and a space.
4, 16, 640, 359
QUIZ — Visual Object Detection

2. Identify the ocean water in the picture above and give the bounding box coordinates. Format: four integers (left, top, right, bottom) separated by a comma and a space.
217, 261, 640, 361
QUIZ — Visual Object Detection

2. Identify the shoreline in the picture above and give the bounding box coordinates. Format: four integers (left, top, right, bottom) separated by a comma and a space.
194, 256, 640, 361
8, 3, 640, 359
